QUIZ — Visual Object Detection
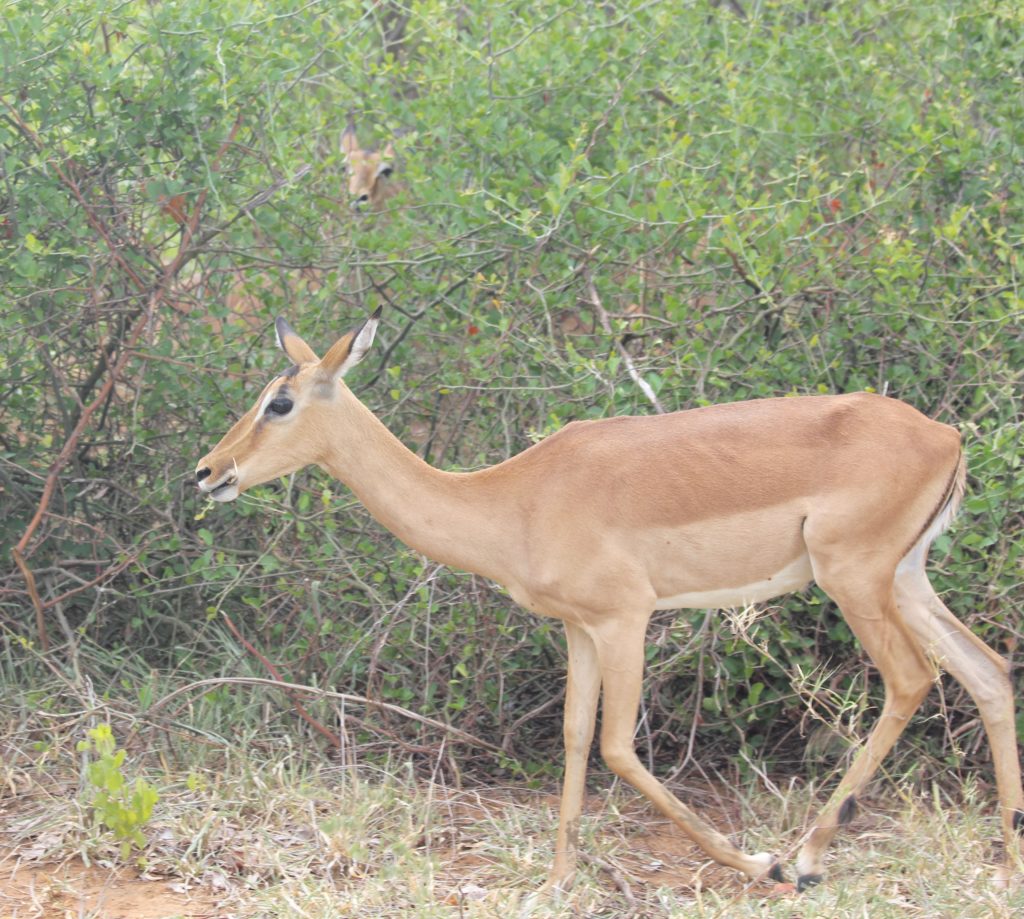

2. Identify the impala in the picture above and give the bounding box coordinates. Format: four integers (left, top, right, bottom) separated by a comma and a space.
195, 310, 1023, 892
340, 120, 395, 210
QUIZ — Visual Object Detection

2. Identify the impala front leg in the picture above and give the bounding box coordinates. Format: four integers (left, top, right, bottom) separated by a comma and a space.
543, 621, 602, 895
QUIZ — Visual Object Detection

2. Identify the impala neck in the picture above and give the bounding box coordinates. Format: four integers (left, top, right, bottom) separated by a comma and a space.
318, 388, 509, 581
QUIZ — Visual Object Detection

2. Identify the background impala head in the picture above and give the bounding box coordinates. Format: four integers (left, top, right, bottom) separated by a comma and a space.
195, 309, 380, 501
341, 120, 395, 210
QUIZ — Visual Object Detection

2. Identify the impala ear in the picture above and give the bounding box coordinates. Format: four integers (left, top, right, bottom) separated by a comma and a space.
340, 121, 359, 160
275, 317, 319, 365
377, 141, 396, 177
317, 307, 382, 382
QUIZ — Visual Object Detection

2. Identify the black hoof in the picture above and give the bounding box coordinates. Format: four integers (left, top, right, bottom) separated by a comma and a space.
797, 873, 823, 892
768, 861, 785, 883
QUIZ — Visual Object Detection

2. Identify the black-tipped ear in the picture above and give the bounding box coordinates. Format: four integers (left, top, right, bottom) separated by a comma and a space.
317, 308, 382, 382
275, 317, 319, 365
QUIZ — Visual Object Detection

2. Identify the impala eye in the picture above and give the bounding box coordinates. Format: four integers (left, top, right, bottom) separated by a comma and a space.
266, 396, 294, 416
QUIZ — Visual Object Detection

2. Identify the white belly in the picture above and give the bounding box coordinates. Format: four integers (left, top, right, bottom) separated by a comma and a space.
653, 553, 813, 610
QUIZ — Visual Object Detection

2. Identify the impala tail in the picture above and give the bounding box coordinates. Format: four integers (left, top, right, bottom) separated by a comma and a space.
898, 449, 967, 576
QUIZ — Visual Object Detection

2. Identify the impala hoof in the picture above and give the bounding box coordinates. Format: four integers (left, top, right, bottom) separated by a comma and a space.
796, 872, 823, 892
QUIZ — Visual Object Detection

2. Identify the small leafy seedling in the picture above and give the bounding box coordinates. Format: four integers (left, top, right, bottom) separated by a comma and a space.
77, 723, 159, 860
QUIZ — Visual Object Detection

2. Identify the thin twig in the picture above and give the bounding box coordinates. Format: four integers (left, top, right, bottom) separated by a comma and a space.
722, 245, 763, 296
221, 611, 341, 750
148, 675, 506, 755
585, 270, 666, 414
579, 852, 638, 907
41, 553, 139, 610
366, 252, 507, 387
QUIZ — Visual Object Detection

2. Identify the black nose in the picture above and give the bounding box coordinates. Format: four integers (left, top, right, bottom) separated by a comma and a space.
196, 467, 211, 483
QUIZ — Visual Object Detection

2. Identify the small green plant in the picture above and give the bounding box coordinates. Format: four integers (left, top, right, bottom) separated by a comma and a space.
77, 723, 159, 859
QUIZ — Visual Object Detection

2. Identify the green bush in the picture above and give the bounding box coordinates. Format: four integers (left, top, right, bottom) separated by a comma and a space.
2, 0, 1021, 776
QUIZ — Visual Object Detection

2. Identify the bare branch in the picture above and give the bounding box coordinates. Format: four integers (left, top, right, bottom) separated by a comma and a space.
148, 676, 506, 756
585, 271, 666, 414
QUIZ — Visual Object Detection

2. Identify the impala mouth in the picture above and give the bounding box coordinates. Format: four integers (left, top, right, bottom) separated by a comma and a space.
209, 479, 239, 501
197, 469, 240, 502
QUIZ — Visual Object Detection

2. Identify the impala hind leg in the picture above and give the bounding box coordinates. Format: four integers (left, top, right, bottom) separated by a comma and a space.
795, 567, 935, 890
544, 621, 602, 894
593, 614, 781, 883
894, 565, 1024, 884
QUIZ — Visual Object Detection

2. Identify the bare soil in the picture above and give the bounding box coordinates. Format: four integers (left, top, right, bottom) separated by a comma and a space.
0, 852, 222, 919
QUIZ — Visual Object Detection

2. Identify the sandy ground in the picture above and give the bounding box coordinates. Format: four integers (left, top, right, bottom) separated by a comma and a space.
0, 852, 222, 919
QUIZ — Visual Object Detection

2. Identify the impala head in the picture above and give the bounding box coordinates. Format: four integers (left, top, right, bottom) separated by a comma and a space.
341, 121, 395, 211
195, 309, 380, 502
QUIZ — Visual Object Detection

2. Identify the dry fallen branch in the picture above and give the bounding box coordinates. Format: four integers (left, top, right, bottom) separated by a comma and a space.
579, 852, 639, 908
148, 675, 507, 756
222, 611, 342, 751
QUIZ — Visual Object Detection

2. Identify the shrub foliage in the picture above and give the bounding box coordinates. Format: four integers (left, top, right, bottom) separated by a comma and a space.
3, 1, 1021, 777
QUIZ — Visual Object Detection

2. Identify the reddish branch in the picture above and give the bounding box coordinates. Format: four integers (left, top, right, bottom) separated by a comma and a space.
5, 98, 243, 651
12, 311, 153, 652
221, 612, 342, 750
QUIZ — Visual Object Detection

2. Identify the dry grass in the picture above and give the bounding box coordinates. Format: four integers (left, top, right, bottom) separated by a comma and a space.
2, 712, 1022, 919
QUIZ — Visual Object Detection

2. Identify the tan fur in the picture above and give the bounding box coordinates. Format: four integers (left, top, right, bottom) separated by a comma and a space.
340, 123, 395, 210
196, 314, 1023, 891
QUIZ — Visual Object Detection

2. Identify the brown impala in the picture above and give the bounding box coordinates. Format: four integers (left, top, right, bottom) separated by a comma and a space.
196, 310, 1023, 892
